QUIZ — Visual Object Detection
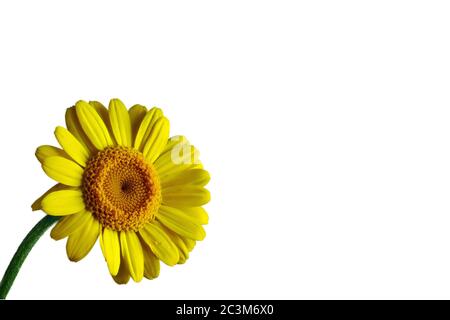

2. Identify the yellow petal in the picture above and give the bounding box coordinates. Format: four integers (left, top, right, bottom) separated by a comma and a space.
109, 98, 132, 147
42, 156, 84, 187
141, 241, 160, 279
155, 142, 202, 178
99, 228, 105, 253
112, 259, 130, 285
35, 145, 69, 164
171, 236, 189, 264
179, 206, 209, 225
41, 189, 85, 216
54, 126, 90, 167
182, 237, 196, 252
75, 100, 113, 150
134, 107, 163, 151
159, 135, 189, 157
157, 205, 206, 240
90, 100, 117, 145
100, 228, 121, 276
50, 210, 91, 240
139, 222, 179, 266
161, 169, 210, 188
154, 136, 196, 172
31, 183, 69, 211
162, 185, 210, 207
89, 101, 109, 127
142, 117, 170, 163
129, 104, 147, 141
120, 231, 144, 282
65, 106, 96, 153
157, 222, 189, 264
66, 214, 99, 261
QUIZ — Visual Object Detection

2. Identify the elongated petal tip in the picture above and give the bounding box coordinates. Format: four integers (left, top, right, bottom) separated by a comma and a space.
31, 201, 40, 211
75, 100, 90, 108
75, 99, 113, 150
41, 189, 85, 216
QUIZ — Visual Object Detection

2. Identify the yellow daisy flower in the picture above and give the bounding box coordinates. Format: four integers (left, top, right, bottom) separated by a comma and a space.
31, 99, 210, 284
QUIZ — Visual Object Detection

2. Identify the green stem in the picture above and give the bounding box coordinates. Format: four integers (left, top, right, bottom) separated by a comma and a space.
0, 215, 60, 299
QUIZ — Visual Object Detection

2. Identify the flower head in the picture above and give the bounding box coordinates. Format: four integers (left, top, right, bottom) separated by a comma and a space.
32, 99, 210, 283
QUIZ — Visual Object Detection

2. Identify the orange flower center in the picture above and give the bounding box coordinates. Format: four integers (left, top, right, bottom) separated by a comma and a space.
82, 146, 161, 231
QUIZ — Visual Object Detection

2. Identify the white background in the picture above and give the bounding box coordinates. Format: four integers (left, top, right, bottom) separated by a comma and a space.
0, 0, 450, 300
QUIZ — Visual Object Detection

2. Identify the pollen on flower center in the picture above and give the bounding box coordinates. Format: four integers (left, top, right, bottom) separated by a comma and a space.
82, 146, 161, 231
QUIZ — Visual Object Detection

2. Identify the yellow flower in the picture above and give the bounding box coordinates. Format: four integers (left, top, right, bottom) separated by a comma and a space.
31, 99, 210, 284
